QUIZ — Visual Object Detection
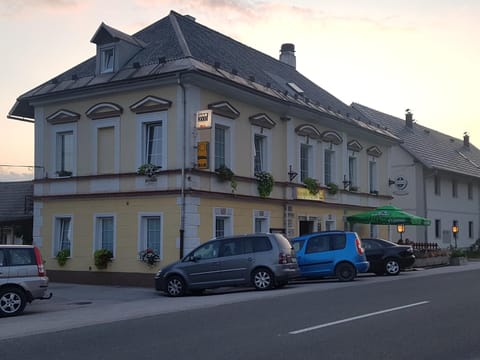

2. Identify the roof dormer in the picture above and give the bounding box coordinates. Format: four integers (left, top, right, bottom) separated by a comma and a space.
91, 22, 146, 75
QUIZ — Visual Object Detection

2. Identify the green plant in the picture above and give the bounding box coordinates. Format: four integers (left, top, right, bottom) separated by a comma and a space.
326, 182, 338, 195
139, 248, 160, 266
137, 164, 161, 177
56, 248, 70, 266
215, 165, 237, 192
303, 177, 319, 195
449, 247, 466, 258
94, 248, 113, 269
255, 171, 274, 198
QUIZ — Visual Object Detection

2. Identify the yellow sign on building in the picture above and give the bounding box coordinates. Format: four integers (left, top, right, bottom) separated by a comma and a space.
197, 141, 209, 169
296, 187, 325, 201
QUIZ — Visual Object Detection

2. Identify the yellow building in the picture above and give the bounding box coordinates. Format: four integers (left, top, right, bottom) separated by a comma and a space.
9, 11, 399, 285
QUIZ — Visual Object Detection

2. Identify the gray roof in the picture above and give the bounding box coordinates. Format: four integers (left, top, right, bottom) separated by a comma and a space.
352, 103, 480, 178
9, 11, 397, 142
0, 181, 33, 223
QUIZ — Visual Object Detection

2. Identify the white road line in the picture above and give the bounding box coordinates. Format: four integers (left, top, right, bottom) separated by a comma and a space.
289, 301, 430, 335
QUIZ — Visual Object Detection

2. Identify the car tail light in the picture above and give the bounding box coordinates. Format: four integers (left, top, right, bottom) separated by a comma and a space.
34, 247, 46, 276
279, 252, 291, 264
355, 237, 365, 255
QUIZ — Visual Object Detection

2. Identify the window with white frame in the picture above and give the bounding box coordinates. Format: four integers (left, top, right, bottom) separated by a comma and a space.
139, 214, 162, 257
56, 131, 74, 176
137, 112, 167, 170
214, 208, 233, 238
324, 149, 335, 184
100, 47, 114, 73
452, 179, 458, 198
300, 143, 312, 181
53, 216, 72, 256
369, 159, 378, 192
434, 175, 441, 195
214, 125, 228, 169
468, 182, 473, 200
348, 156, 358, 187
254, 134, 267, 173
94, 215, 115, 255
254, 210, 270, 233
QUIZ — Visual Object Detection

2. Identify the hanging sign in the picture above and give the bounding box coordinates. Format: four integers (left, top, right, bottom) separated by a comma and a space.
196, 110, 212, 129
197, 141, 209, 169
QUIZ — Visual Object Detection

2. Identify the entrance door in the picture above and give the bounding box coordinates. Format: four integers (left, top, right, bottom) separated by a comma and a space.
299, 220, 314, 236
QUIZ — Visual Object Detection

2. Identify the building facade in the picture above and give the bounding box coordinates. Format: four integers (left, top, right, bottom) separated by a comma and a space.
9, 12, 399, 285
353, 104, 480, 247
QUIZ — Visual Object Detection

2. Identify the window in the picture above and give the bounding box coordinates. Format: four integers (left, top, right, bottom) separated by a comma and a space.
145, 122, 163, 166
469, 221, 474, 239
452, 179, 458, 198
324, 149, 335, 184
254, 210, 270, 233
56, 131, 73, 176
348, 156, 358, 187
214, 208, 233, 238
254, 134, 266, 172
305, 234, 346, 254
325, 220, 335, 231
434, 175, 441, 195
300, 144, 312, 181
94, 216, 115, 255
192, 241, 220, 260
100, 47, 114, 73
54, 216, 72, 256
369, 160, 377, 192
8, 248, 36, 266
137, 112, 168, 170
435, 219, 441, 239
139, 214, 162, 257
215, 125, 227, 169
468, 183, 473, 200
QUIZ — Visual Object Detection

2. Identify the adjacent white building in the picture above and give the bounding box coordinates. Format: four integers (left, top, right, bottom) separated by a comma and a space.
353, 104, 480, 248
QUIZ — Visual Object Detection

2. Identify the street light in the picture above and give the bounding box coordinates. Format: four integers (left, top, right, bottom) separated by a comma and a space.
397, 223, 405, 242
452, 222, 459, 248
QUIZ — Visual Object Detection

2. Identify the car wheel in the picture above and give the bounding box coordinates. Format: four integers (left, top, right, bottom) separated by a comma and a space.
385, 258, 400, 276
166, 275, 186, 297
252, 268, 274, 290
0, 287, 27, 317
335, 262, 356, 282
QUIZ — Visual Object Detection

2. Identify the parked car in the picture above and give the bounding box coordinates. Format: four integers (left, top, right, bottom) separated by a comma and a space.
361, 238, 415, 275
155, 233, 300, 297
291, 231, 369, 281
0, 245, 52, 316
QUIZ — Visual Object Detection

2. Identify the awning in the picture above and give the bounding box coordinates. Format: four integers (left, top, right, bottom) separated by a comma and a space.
346, 205, 431, 226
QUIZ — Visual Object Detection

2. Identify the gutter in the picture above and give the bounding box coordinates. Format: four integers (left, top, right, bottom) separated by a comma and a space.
178, 73, 186, 259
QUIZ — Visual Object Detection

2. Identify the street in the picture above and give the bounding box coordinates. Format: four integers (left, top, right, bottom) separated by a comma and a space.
2, 264, 480, 359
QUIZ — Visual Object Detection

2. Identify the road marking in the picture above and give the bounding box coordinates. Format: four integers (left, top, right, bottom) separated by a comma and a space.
289, 301, 430, 335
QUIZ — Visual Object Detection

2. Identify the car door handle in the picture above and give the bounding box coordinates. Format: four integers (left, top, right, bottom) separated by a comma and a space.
247, 257, 253, 262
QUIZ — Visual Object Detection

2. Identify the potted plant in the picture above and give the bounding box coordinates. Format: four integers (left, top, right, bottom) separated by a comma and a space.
56, 170, 72, 177
139, 248, 160, 266
215, 165, 237, 192
449, 247, 467, 266
137, 163, 161, 181
302, 177, 320, 195
255, 171, 274, 198
94, 248, 113, 269
326, 182, 338, 195
56, 248, 70, 266
349, 185, 359, 192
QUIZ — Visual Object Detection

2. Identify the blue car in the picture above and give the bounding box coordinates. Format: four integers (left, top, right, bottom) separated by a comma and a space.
291, 231, 369, 281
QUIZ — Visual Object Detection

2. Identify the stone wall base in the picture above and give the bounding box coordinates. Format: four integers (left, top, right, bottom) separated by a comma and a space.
48, 270, 154, 288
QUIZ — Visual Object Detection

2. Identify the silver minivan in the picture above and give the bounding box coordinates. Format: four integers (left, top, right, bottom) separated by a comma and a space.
155, 233, 299, 296
0, 245, 51, 316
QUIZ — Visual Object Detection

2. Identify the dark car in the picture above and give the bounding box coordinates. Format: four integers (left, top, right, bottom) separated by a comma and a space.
361, 238, 415, 275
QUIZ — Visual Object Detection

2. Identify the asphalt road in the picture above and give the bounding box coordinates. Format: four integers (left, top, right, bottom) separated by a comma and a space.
2, 263, 480, 360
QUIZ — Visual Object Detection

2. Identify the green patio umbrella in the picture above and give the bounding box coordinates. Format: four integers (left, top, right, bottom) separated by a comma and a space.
346, 205, 431, 225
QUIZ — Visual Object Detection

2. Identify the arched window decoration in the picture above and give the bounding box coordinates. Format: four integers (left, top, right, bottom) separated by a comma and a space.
294, 124, 322, 139
249, 113, 276, 129
366, 145, 382, 157
347, 140, 363, 153
321, 130, 343, 145
208, 101, 240, 119
46, 109, 80, 124
130, 96, 172, 114
86, 102, 123, 120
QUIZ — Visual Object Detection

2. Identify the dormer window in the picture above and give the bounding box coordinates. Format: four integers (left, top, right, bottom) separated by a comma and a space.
101, 47, 115, 73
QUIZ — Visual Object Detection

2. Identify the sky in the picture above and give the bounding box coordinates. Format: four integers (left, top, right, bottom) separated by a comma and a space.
1, 0, 479, 181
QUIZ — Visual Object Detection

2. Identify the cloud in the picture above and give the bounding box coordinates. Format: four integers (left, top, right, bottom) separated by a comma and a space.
0, 0, 89, 19
0, 167, 33, 182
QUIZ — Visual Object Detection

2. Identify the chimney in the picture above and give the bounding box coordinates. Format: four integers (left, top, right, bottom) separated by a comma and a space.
405, 109, 413, 128
464, 132, 470, 148
280, 43, 296, 68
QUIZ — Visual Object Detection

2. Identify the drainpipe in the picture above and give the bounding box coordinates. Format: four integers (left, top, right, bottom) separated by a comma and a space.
178, 73, 186, 259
